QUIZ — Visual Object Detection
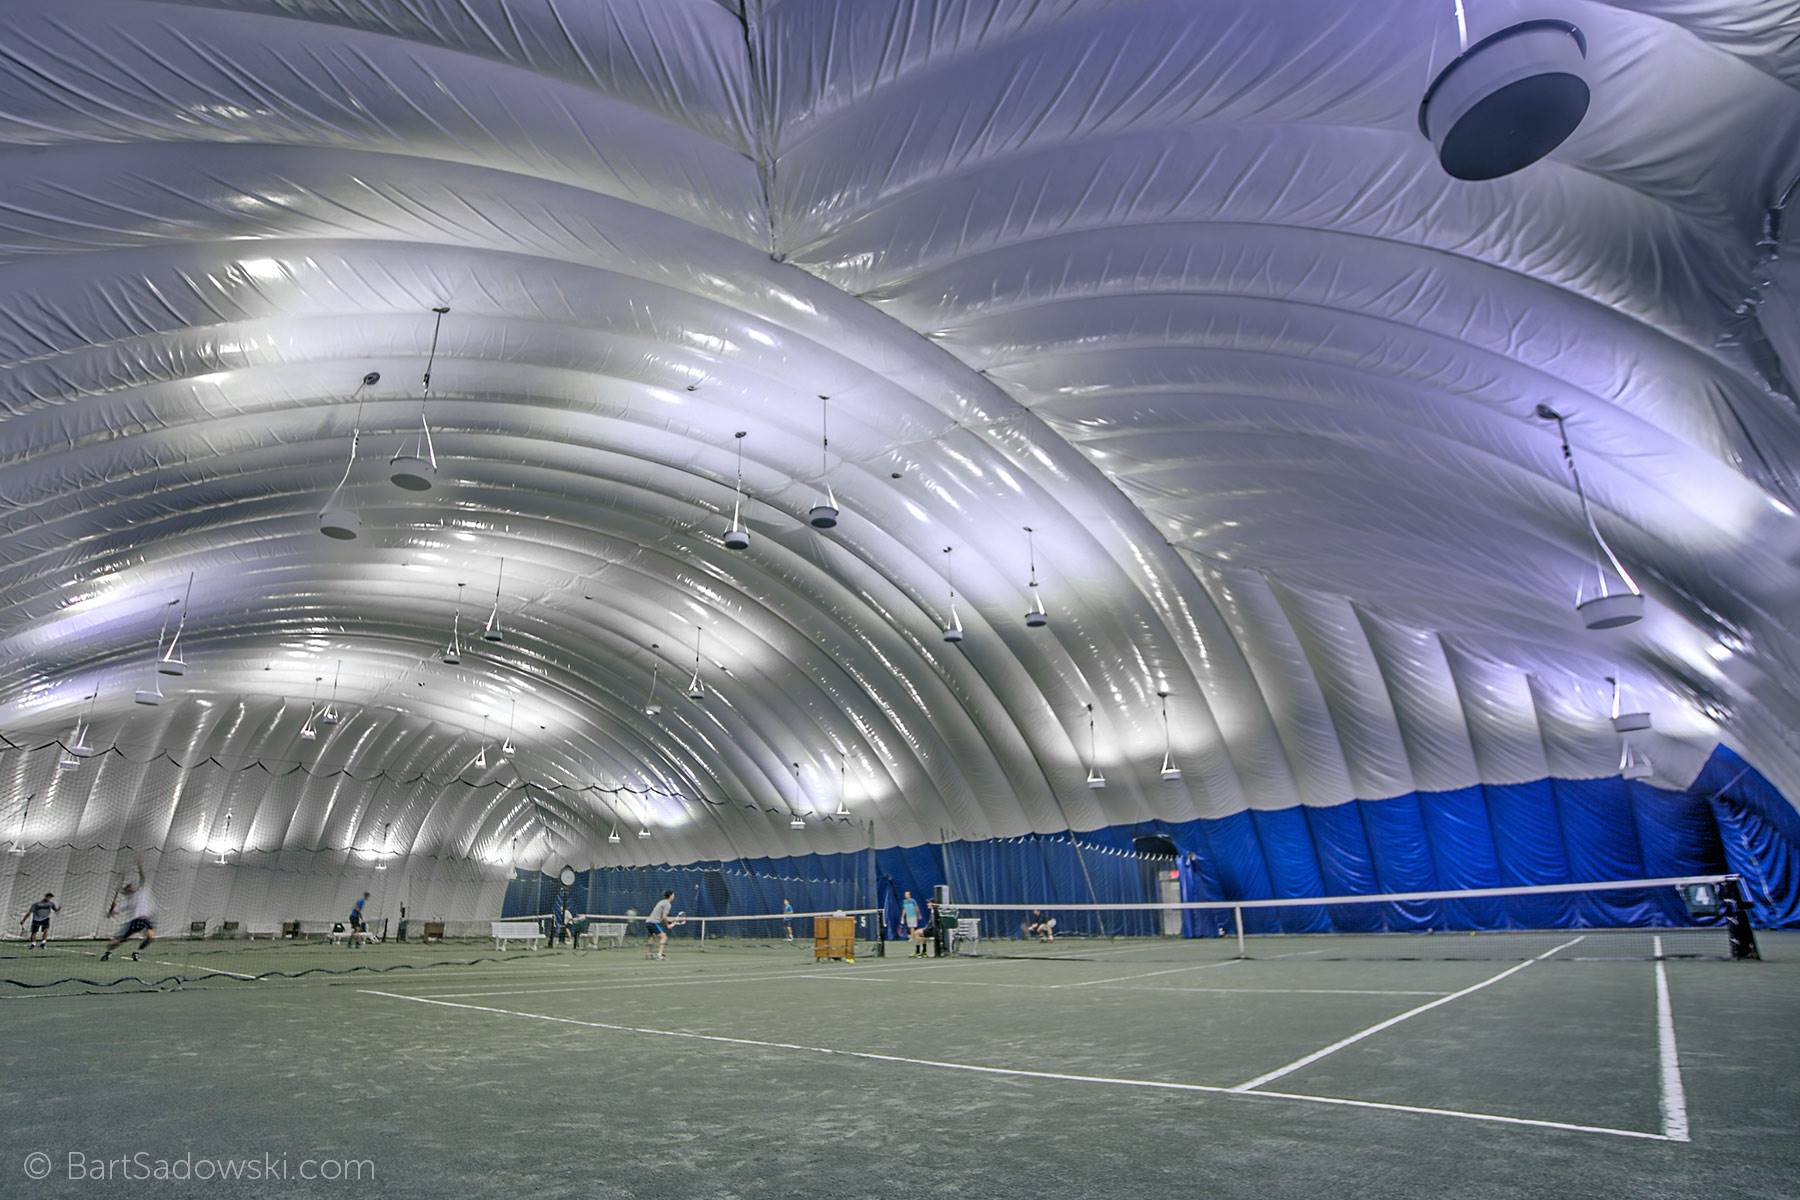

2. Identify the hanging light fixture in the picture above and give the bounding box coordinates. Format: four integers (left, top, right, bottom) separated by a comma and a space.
637, 824, 652, 840
723, 430, 751, 549
1607, 674, 1651, 733
10, 794, 32, 852
443, 582, 466, 665
299, 675, 322, 740
1023, 526, 1048, 628
474, 715, 489, 770
375, 821, 392, 870
834, 752, 850, 817
502, 699, 517, 756
212, 811, 233, 865
644, 643, 664, 716
60, 690, 99, 769
319, 370, 381, 538
1620, 740, 1654, 781
788, 761, 807, 829
1085, 702, 1106, 789
1419, 7, 1589, 181
1536, 405, 1643, 629
1158, 690, 1181, 781
136, 599, 180, 705
608, 824, 622, 845
390, 306, 448, 490
686, 626, 707, 700
482, 557, 506, 643
809, 395, 840, 529
942, 546, 964, 643
320, 661, 342, 726
158, 573, 195, 676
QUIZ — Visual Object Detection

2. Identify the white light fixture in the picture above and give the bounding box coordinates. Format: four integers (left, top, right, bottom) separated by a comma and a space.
212, 811, 233, 865
319, 370, 380, 538
320, 661, 342, 726
608, 825, 622, 845
60, 690, 98, 769
136, 599, 179, 705
644, 644, 663, 716
942, 546, 964, 643
808, 395, 840, 529
1620, 740, 1654, 781
787, 762, 806, 829
686, 627, 706, 700
834, 752, 850, 817
375, 821, 392, 870
502, 699, 517, 756
474, 714, 489, 769
390, 306, 448, 490
1023, 525, 1048, 628
1536, 405, 1643, 629
482, 558, 507, 643
1158, 690, 1181, 781
722, 430, 751, 549
8, 794, 30, 852
1085, 702, 1106, 789
442, 582, 465, 664
637, 826, 651, 840
1607, 675, 1651, 733
1419, 14, 1589, 181
300, 674, 321, 740
157, 573, 195, 676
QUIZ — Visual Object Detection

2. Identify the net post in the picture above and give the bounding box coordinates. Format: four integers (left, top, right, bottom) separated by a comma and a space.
699, 918, 706, 945
1233, 905, 1246, 959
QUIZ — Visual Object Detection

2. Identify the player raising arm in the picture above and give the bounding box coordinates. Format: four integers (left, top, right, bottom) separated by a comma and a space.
100, 862, 157, 963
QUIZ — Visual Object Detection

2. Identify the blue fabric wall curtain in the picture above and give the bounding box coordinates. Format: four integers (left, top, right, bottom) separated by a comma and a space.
507, 749, 1800, 932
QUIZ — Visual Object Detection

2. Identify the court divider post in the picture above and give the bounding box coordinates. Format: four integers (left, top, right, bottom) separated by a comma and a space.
1234, 905, 1246, 959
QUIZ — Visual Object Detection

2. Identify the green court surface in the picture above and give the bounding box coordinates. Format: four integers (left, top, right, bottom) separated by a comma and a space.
3, 934, 1796, 1199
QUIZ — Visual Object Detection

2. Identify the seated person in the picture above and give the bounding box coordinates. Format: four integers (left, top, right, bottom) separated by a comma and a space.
910, 901, 939, 957
1025, 911, 1058, 942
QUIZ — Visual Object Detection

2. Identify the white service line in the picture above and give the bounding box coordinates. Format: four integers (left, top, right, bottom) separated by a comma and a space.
1091, 986, 1450, 998
156, 959, 258, 980
403, 958, 931, 999
1229, 936, 1585, 1092
1057, 959, 1243, 988
1653, 936, 1691, 1142
358, 987, 1670, 1142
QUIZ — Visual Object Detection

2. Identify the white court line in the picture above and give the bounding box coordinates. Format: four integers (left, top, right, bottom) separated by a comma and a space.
1653, 936, 1691, 1142
404, 958, 932, 999
1229, 936, 1585, 1092
156, 959, 258, 980
1093, 985, 1449, 998
359, 988, 1670, 1142
1057, 959, 1243, 989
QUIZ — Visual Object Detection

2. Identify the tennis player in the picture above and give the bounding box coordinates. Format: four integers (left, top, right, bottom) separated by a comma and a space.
900, 891, 920, 939
346, 892, 371, 948
19, 893, 58, 949
645, 890, 675, 960
910, 900, 938, 957
782, 897, 795, 942
99, 863, 157, 962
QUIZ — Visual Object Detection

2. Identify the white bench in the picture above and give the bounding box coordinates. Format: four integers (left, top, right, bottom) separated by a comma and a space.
585, 922, 628, 949
948, 916, 981, 955
329, 927, 379, 946
491, 920, 544, 951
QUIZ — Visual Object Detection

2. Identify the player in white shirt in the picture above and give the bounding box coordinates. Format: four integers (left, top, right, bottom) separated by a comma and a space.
644, 891, 675, 960
100, 862, 158, 962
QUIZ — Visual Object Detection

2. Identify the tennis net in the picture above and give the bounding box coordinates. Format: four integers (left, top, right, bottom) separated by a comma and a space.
523, 907, 884, 951
949, 875, 1758, 962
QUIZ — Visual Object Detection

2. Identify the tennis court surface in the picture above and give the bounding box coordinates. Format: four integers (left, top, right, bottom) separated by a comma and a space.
4, 932, 1796, 1199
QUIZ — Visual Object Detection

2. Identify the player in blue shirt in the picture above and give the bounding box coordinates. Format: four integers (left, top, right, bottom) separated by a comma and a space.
346, 892, 370, 948
782, 897, 795, 942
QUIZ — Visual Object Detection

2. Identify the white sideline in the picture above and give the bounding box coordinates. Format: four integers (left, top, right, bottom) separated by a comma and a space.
1229, 936, 1585, 1092
358, 987, 1672, 1142
1653, 936, 1691, 1142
